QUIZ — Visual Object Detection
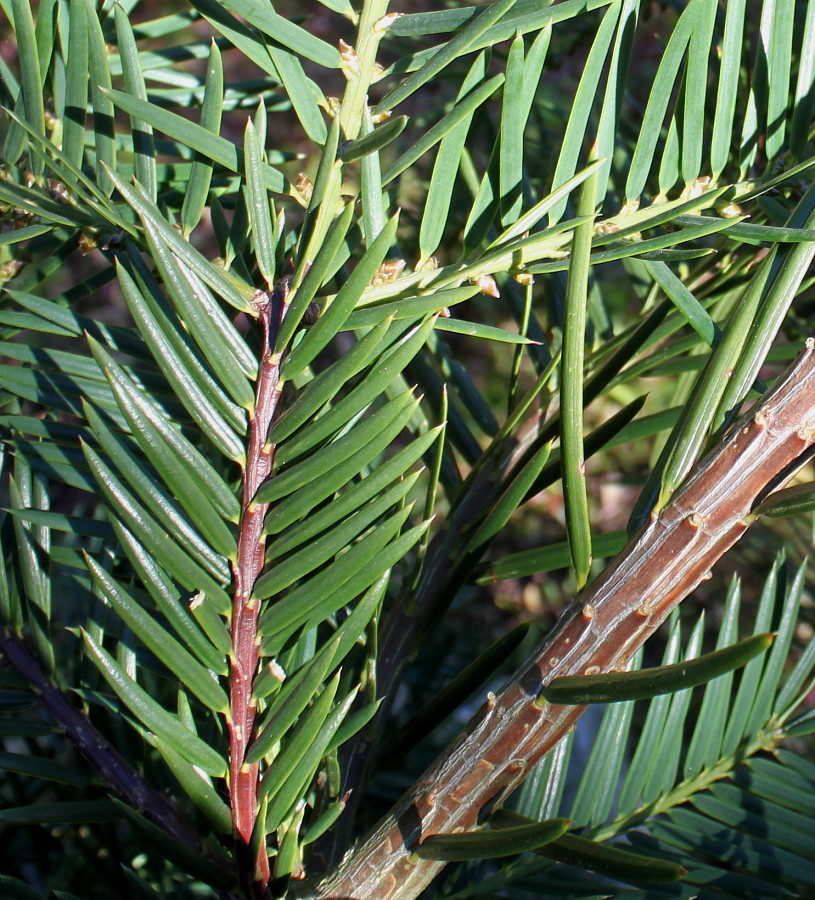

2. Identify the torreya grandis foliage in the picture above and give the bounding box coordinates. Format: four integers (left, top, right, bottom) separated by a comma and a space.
1, 2, 815, 899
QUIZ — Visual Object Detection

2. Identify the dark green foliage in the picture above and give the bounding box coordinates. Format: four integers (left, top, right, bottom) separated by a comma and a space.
1, 1, 814, 898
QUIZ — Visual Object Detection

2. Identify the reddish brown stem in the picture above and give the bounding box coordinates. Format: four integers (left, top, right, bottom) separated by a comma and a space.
309, 339, 815, 900
230, 277, 291, 897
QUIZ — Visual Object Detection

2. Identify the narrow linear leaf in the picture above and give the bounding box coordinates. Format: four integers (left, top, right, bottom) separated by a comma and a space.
113, 521, 231, 669
764, 0, 795, 161
757, 482, 815, 518
263, 689, 358, 834
499, 34, 529, 226
243, 116, 276, 286
375, 0, 516, 114
683, 579, 742, 777
83, 0, 116, 194
434, 318, 536, 345
0, 751, 91, 786
257, 672, 340, 803
745, 562, 806, 736
296, 113, 341, 267
114, 262, 246, 461
4, 509, 114, 540
81, 443, 232, 613
382, 74, 505, 186
274, 199, 356, 353
296, 519, 430, 637
141, 221, 257, 400
283, 211, 400, 379
676, 213, 815, 244
181, 41, 224, 236
152, 735, 232, 834
83, 401, 232, 579
265, 424, 442, 540
248, 635, 342, 762
560, 158, 597, 589
62, 0, 89, 170
6, 290, 149, 359
275, 317, 435, 461
491, 810, 684, 882
340, 116, 408, 162
263, 475, 418, 594
106, 171, 257, 313
710, 0, 747, 180
643, 260, 719, 347
0, 802, 118, 825
468, 444, 551, 550
11, 0, 45, 173
257, 509, 420, 625
358, 105, 387, 245
681, 0, 716, 186
114, 5, 157, 199
541, 633, 773, 704
476, 530, 628, 583
415, 818, 570, 861
420, 52, 488, 262
791, 0, 815, 157
104, 88, 286, 194
325, 698, 381, 756
489, 159, 603, 250
87, 338, 240, 522
263, 388, 418, 503
0, 224, 51, 245
85, 557, 228, 713
302, 800, 346, 846
625, 8, 694, 202
226, 0, 339, 68
548, 4, 619, 222
82, 630, 226, 776
271, 318, 395, 446
344, 286, 478, 329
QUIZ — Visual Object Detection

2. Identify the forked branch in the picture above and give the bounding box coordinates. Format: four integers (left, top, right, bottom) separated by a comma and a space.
310, 338, 815, 900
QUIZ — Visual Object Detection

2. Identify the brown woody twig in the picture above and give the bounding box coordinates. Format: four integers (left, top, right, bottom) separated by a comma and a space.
0, 631, 204, 852
310, 338, 815, 900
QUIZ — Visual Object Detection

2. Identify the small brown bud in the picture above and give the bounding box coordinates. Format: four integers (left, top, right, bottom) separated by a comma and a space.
371, 258, 405, 286
78, 233, 99, 254
681, 175, 711, 200
594, 221, 620, 235
0, 259, 25, 281
295, 172, 314, 203
717, 202, 743, 218
374, 12, 403, 32
339, 39, 360, 77
46, 179, 71, 203
470, 273, 500, 298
